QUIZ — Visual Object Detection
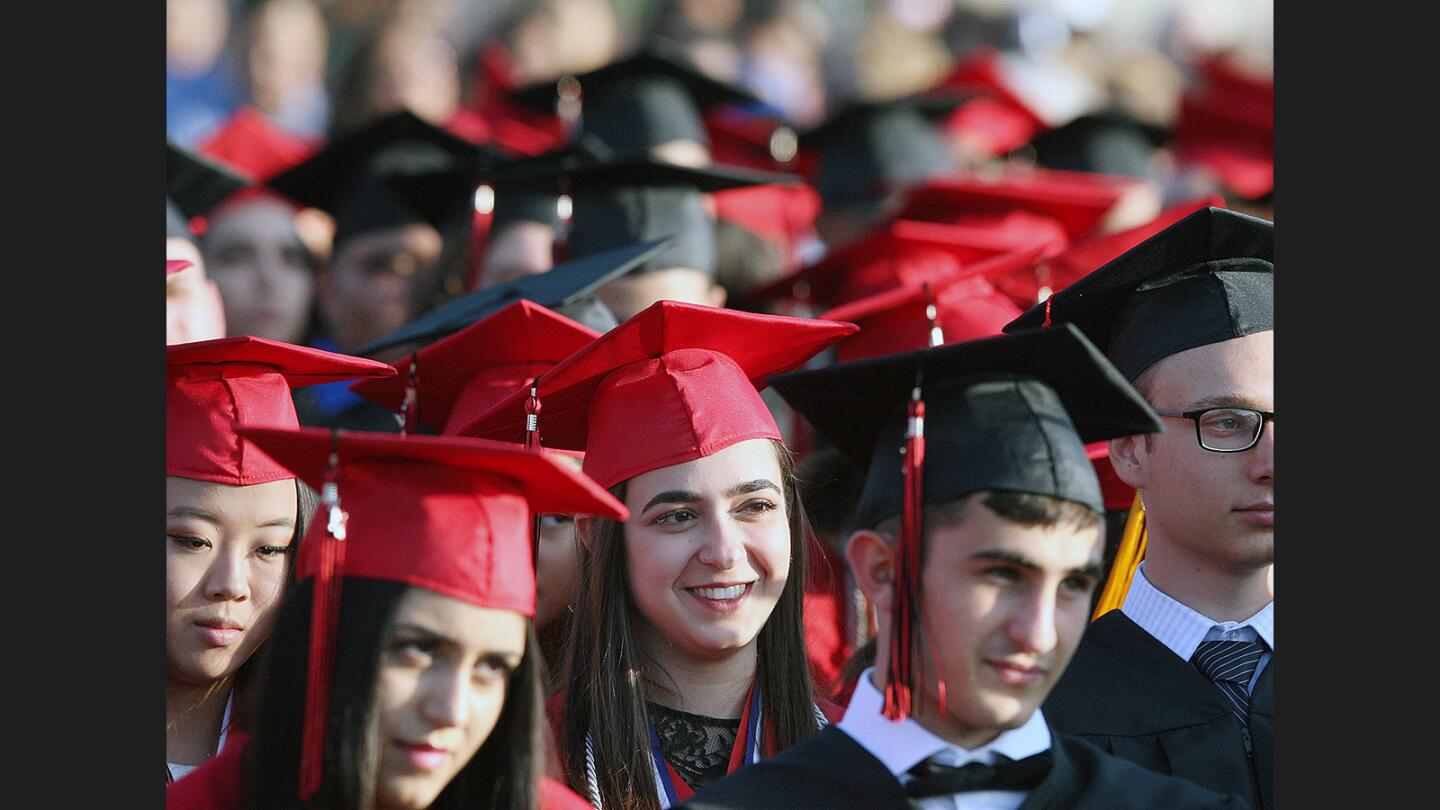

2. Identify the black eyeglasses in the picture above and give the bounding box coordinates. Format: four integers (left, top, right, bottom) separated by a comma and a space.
1151, 406, 1274, 453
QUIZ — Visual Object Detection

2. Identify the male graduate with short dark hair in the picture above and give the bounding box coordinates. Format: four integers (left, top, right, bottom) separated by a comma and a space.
1007, 206, 1274, 809
676, 325, 1239, 809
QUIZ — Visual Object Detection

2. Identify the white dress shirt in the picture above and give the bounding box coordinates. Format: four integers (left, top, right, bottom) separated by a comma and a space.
838, 668, 1051, 810
1122, 562, 1274, 692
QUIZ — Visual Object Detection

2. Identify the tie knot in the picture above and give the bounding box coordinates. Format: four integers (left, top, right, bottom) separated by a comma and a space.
1191, 639, 1267, 685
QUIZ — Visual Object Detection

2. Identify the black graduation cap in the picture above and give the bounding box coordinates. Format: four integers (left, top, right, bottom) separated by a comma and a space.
771, 322, 1162, 529
487, 139, 798, 276
508, 40, 765, 152
357, 238, 670, 356
1004, 206, 1272, 382
167, 143, 251, 239
802, 92, 966, 209
1028, 110, 1169, 178
265, 111, 502, 246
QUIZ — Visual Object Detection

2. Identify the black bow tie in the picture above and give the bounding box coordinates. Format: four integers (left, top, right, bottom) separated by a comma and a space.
903, 752, 1053, 798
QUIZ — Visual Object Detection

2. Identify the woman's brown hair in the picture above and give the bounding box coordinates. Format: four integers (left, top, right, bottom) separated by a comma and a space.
559, 439, 823, 809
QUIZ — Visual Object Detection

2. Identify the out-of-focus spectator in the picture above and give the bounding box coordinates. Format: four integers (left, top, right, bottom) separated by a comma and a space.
331, 12, 462, 135
740, 0, 831, 127
167, 0, 243, 145
239, 0, 330, 138
851, 1, 953, 101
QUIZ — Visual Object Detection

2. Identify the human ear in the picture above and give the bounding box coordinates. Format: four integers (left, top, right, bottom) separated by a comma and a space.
1108, 435, 1147, 489
846, 530, 896, 616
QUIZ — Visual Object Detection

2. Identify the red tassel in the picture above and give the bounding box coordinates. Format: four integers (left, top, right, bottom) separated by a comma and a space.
884, 393, 926, 721
299, 446, 348, 800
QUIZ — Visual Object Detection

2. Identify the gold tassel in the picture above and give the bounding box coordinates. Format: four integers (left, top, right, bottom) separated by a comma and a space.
1091, 491, 1147, 620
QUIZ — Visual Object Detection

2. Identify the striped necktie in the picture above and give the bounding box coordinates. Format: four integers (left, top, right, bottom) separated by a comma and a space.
1191, 639, 1267, 727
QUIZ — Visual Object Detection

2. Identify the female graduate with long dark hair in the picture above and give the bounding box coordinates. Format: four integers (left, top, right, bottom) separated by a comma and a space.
166, 428, 629, 810
166, 337, 394, 782
457, 301, 858, 809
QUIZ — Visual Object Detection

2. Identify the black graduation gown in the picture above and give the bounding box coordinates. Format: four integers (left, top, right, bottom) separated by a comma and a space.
1043, 611, 1274, 810
675, 724, 1241, 810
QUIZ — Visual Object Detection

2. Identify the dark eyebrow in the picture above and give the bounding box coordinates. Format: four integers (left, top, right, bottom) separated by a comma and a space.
167, 506, 219, 523
1190, 394, 1269, 410
970, 550, 1103, 580
391, 624, 524, 659
726, 479, 781, 499
642, 490, 703, 513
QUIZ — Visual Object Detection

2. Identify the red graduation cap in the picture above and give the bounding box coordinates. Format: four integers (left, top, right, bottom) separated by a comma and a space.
349, 299, 600, 436
197, 106, 316, 181
167, 337, 396, 486
818, 245, 1047, 363
166, 259, 193, 276
1173, 60, 1273, 200
456, 301, 857, 489
238, 425, 628, 799
990, 195, 1225, 308
894, 169, 1132, 240
749, 216, 1067, 310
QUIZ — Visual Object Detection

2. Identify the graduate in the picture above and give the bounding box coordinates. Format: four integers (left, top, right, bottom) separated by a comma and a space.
677, 325, 1239, 809
168, 143, 248, 345
459, 301, 856, 808
166, 336, 394, 782
1008, 206, 1274, 808
166, 428, 626, 810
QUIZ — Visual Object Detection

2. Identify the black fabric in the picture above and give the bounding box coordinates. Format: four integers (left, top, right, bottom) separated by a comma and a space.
675, 724, 1240, 809
582, 75, 708, 151
1029, 111, 1166, 177
491, 190, 561, 229
648, 702, 741, 791
806, 101, 957, 209
167, 197, 194, 241
769, 324, 1162, 529
570, 187, 715, 275
1043, 611, 1273, 810
167, 143, 250, 221
483, 140, 799, 195
507, 40, 759, 114
358, 239, 665, 355
1004, 206, 1273, 381
904, 752, 1051, 797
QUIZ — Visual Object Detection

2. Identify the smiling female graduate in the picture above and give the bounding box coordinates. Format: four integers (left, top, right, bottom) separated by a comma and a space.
166, 336, 395, 783
166, 428, 627, 810
457, 301, 857, 809
674, 325, 1239, 809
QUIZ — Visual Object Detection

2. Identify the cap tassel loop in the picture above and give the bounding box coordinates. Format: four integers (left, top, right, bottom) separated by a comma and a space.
884, 384, 926, 721
300, 433, 349, 800
1041, 296, 1054, 328
397, 354, 419, 436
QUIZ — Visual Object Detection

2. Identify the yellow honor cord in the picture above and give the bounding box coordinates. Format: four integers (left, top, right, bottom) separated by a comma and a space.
1091, 491, 1147, 620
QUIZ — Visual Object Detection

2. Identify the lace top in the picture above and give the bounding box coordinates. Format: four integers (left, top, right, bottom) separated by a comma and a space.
647, 701, 742, 791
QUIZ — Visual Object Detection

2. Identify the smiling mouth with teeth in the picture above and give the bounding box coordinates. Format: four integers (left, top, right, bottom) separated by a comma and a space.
689, 583, 751, 601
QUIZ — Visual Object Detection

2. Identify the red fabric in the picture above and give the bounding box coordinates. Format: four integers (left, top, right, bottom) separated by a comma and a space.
938, 48, 1049, 134
712, 184, 822, 269
240, 428, 628, 615
166, 337, 395, 485
166, 731, 248, 810
895, 170, 1130, 241
350, 300, 600, 435
943, 96, 1044, 157
819, 246, 1044, 362
197, 106, 315, 181
1173, 59, 1273, 199
165, 730, 592, 810
466, 44, 570, 156
752, 216, 1066, 310
803, 542, 851, 700
991, 196, 1224, 309
457, 301, 857, 489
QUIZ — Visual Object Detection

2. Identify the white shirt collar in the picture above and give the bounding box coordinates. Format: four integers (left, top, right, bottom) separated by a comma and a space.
837, 668, 1051, 777
1122, 563, 1275, 662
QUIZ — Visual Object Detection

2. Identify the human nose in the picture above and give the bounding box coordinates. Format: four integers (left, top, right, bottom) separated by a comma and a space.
1248, 418, 1274, 483
696, 514, 747, 571
204, 549, 250, 602
1007, 588, 1060, 656
421, 666, 470, 729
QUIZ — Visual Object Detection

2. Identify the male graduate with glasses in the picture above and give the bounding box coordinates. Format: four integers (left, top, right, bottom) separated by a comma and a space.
1006, 206, 1274, 809
676, 325, 1239, 809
